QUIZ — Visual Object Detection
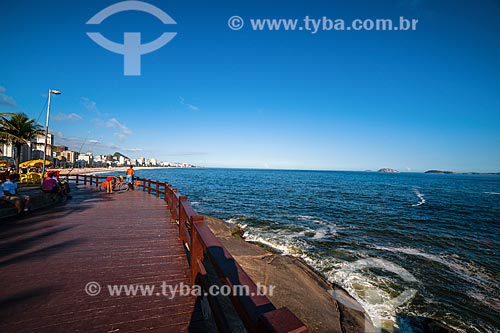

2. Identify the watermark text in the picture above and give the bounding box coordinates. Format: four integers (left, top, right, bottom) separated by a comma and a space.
228, 16, 418, 33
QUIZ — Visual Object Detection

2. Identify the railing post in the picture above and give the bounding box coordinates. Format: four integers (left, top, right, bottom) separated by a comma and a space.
84, 175, 87, 185
155, 181, 159, 198
179, 195, 187, 225
163, 182, 168, 203
171, 189, 178, 221
178, 196, 190, 246
190, 215, 205, 284
147, 179, 152, 194
142, 178, 146, 192
75, 174, 79, 184
167, 185, 174, 209
177, 192, 183, 221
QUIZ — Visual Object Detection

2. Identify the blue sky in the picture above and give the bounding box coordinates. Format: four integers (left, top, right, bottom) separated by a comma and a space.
1, 0, 499, 172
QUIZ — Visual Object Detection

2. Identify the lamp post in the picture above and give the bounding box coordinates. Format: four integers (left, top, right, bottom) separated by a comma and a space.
41, 89, 61, 178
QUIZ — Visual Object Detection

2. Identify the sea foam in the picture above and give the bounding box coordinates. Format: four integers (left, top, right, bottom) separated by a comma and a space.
411, 187, 426, 207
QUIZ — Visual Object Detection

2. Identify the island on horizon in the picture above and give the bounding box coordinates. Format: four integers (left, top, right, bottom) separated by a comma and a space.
425, 170, 500, 175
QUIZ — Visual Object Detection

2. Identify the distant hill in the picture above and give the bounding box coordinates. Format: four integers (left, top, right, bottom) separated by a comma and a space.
113, 152, 130, 160
425, 170, 455, 174
378, 168, 399, 173
425, 170, 500, 175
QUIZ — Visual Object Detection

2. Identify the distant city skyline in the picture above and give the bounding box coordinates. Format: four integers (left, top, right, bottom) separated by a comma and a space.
1, 0, 499, 172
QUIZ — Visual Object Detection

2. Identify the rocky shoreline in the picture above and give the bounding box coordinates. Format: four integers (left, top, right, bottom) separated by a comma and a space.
203, 215, 374, 332
204, 216, 456, 333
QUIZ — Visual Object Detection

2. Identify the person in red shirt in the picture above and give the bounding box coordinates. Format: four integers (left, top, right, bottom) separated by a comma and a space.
106, 175, 114, 193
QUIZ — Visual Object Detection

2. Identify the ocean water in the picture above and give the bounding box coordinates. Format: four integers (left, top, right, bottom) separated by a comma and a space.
122, 168, 499, 332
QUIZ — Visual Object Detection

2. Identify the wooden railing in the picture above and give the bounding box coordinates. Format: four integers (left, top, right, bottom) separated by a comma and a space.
67, 174, 308, 333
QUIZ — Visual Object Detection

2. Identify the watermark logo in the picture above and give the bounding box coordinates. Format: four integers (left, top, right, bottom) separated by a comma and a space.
85, 281, 101, 296
86, 0, 177, 76
228, 16, 244, 30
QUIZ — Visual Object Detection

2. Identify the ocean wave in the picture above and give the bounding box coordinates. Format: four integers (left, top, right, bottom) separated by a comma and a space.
226, 217, 242, 225
313, 225, 337, 239
373, 246, 499, 309
411, 187, 426, 207
225, 216, 259, 227
374, 246, 485, 282
331, 258, 419, 331
243, 232, 302, 255
484, 191, 500, 195
466, 290, 500, 311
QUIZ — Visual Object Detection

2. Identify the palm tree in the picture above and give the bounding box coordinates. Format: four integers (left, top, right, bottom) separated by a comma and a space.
0, 112, 14, 155
0, 113, 44, 172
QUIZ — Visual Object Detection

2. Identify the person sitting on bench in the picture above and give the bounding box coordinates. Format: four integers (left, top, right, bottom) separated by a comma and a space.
42, 173, 71, 200
1, 174, 31, 215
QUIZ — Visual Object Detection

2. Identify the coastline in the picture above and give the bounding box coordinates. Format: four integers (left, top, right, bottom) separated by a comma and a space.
51, 167, 500, 176
52, 166, 173, 176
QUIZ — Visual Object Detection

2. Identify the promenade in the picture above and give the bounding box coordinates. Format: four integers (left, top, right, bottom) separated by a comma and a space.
0, 186, 205, 332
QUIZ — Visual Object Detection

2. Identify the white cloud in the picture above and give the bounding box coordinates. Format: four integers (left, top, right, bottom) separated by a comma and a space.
50, 130, 65, 139
106, 117, 132, 136
49, 130, 124, 154
52, 112, 83, 122
80, 97, 97, 113
179, 96, 199, 111
0, 86, 17, 108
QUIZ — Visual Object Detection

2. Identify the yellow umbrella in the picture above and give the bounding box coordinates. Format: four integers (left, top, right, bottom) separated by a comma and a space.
0, 160, 11, 167
19, 159, 53, 168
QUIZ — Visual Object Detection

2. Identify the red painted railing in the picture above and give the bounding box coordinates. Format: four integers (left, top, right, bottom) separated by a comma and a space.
68, 174, 308, 333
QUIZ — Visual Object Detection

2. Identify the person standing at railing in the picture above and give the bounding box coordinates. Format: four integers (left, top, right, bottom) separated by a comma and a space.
105, 175, 114, 193
125, 165, 134, 191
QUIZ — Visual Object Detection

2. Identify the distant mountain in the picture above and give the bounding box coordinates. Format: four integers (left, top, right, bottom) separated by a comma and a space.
377, 168, 399, 173
113, 152, 130, 160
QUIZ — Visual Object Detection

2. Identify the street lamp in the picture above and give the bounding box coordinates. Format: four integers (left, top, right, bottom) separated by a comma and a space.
41, 89, 61, 178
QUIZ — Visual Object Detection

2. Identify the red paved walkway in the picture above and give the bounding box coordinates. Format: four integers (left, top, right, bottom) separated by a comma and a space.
0, 186, 205, 332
